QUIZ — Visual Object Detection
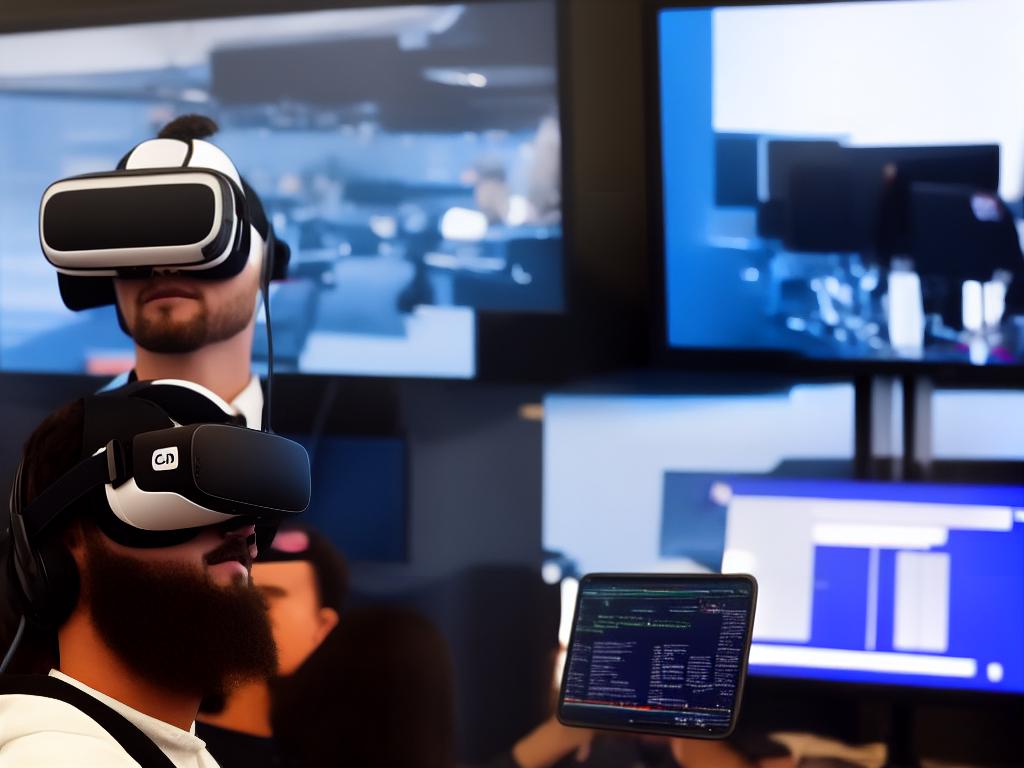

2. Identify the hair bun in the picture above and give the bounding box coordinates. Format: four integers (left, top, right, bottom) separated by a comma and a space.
157, 114, 219, 142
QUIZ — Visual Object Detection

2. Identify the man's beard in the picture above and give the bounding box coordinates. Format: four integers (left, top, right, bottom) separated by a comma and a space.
131, 291, 255, 354
81, 531, 277, 700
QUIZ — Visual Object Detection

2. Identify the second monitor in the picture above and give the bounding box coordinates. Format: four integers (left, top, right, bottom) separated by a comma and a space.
661, 475, 1024, 695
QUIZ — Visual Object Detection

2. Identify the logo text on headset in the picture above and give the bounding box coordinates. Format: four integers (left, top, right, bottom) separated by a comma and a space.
152, 447, 179, 471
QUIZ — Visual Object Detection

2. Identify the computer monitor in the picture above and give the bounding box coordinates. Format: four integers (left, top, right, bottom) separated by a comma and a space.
760, 143, 1002, 254
0, 0, 563, 379
542, 384, 855, 578
715, 134, 760, 208
655, 0, 1024, 370
668, 476, 1024, 695
909, 183, 1023, 329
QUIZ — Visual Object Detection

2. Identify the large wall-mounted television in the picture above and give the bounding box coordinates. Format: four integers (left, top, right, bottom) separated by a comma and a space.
653, 0, 1024, 374
0, 0, 563, 379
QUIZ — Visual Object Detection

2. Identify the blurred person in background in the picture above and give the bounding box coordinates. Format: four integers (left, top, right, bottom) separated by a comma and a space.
473, 160, 512, 227
197, 522, 348, 768
271, 604, 456, 768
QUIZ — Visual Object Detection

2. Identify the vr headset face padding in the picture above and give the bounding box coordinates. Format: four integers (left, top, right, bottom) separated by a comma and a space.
43, 137, 291, 312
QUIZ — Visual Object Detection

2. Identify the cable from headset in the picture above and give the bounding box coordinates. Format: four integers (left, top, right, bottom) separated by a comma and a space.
261, 229, 275, 433
0, 615, 26, 674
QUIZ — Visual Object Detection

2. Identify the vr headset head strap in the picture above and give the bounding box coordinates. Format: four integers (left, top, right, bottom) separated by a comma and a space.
21, 451, 117, 542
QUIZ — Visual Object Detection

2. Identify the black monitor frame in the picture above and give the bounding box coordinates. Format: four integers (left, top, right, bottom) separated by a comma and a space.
644, 0, 1024, 386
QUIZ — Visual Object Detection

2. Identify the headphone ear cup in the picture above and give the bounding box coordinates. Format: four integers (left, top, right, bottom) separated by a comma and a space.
10, 511, 38, 613
34, 540, 80, 629
11, 521, 79, 628
261, 230, 273, 290
269, 238, 291, 282
9, 462, 37, 614
9, 459, 80, 628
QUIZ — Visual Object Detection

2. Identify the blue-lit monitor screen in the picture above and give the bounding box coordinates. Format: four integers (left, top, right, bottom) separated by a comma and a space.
284, 434, 406, 562
0, 1, 562, 379
658, 0, 1024, 366
680, 477, 1024, 694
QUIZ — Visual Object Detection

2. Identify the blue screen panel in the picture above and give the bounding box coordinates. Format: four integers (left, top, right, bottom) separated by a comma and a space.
665, 476, 1024, 694
283, 434, 407, 562
659, 1, 1024, 366
0, 1, 564, 379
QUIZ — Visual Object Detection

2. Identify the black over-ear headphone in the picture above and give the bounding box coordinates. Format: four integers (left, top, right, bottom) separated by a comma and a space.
7, 454, 81, 630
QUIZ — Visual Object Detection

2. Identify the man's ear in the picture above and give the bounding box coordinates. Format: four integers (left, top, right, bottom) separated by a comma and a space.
314, 606, 340, 646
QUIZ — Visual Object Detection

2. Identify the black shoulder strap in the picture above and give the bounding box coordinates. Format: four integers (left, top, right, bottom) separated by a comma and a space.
0, 675, 177, 768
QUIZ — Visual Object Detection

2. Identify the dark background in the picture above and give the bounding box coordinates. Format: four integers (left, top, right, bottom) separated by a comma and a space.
1, 1, 1021, 765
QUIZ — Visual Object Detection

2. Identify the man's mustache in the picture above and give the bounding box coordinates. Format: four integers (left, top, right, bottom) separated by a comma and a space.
138, 279, 203, 304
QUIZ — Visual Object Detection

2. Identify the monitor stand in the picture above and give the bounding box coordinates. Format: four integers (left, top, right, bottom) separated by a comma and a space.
857, 374, 932, 767
854, 374, 933, 481
902, 375, 933, 480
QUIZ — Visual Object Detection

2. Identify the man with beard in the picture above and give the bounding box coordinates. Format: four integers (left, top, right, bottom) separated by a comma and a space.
98, 112, 285, 427
0, 384, 290, 766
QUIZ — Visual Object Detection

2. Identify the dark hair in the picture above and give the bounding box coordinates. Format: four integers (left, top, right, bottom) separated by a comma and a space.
157, 114, 219, 142
271, 605, 456, 768
259, 523, 349, 614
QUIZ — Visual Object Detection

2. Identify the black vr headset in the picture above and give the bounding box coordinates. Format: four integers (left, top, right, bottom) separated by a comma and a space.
6, 380, 311, 631
38, 137, 292, 311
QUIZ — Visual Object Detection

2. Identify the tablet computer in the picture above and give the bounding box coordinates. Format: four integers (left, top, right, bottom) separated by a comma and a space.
557, 573, 757, 739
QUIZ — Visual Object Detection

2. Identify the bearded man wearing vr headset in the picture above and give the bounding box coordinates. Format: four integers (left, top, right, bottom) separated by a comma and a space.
40, 113, 291, 424
20, 116, 330, 767
0, 381, 311, 767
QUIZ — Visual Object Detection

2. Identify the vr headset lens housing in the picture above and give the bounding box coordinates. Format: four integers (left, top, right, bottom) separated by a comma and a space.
23, 423, 310, 549
127, 424, 311, 523
40, 169, 243, 276
40, 137, 292, 311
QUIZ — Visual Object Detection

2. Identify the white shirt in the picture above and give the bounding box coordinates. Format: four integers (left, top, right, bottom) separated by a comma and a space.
229, 375, 264, 430
104, 373, 264, 430
0, 670, 220, 767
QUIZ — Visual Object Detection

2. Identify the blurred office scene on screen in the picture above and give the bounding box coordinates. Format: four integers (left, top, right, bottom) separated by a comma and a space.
0, 1, 563, 379
660, 0, 1024, 366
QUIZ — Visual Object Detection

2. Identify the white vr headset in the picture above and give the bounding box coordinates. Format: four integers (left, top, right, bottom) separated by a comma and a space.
38, 138, 291, 311
12, 379, 310, 552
